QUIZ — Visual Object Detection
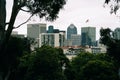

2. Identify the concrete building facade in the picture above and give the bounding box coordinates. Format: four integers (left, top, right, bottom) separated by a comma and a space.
71, 34, 81, 46
27, 23, 47, 48
39, 33, 65, 47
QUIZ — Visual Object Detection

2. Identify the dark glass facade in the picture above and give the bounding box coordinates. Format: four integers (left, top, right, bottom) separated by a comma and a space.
81, 27, 96, 47
48, 25, 54, 33
67, 24, 77, 40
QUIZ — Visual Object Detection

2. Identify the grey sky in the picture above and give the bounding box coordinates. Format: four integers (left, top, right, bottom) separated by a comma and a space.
6, 0, 120, 40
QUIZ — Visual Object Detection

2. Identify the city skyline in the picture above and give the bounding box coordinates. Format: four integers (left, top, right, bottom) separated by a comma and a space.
6, 0, 120, 40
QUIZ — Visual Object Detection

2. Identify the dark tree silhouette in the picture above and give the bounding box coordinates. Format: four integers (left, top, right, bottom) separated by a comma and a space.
15, 45, 69, 80
0, 0, 67, 54
104, 0, 120, 14
0, 0, 67, 80
100, 28, 120, 63
0, 37, 31, 80
66, 52, 118, 80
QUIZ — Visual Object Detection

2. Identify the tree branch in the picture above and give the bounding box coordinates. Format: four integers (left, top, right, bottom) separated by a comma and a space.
20, 8, 30, 12
5, 22, 9, 25
13, 14, 33, 29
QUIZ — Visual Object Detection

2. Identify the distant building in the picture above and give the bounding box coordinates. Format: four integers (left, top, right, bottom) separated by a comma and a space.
48, 25, 54, 33
13, 34, 25, 38
67, 24, 77, 40
47, 25, 66, 34
113, 28, 120, 40
91, 47, 101, 54
27, 23, 47, 48
11, 31, 25, 38
96, 40, 107, 53
47, 25, 66, 39
71, 34, 81, 46
64, 40, 72, 46
11, 31, 18, 35
39, 32, 65, 47
81, 27, 96, 46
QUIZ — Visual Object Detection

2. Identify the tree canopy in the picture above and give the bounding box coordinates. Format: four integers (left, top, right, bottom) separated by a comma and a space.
105, 0, 120, 14
64, 52, 119, 80
20, 0, 66, 21
100, 28, 120, 63
0, 0, 67, 79
15, 45, 69, 80
81, 60, 118, 80
0, 37, 31, 80
0, 0, 67, 53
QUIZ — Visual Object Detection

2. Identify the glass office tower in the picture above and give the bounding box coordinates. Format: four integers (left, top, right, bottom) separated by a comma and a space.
81, 27, 96, 46
67, 24, 77, 40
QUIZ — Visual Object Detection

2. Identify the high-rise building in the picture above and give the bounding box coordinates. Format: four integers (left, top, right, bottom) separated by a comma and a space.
81, 27, 96, 46
39, 32, 65, 47
113, 28, 120, 40
71, 34, 81, 46
47, 25, 61, 33
64, 40, 72, 46
67, 24, 77, 40
27, 23, 46, 47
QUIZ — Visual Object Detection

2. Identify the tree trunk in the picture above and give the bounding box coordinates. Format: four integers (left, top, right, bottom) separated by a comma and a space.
0, 0, 6, 51
0, 0, 6, 41
0, 0, 19, 53
0, 0, 6, 80
0, 0, 19, 80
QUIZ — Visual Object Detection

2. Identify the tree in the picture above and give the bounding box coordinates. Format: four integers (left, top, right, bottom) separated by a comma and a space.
0, 36, 31, 80
65, 52, 118, 80
81, 60, 119, 80
104, 0, 120, 14
100, 28, 120, 63
15, 45, 69, 80
0, 0, 66, 80
0, 0, 67, 56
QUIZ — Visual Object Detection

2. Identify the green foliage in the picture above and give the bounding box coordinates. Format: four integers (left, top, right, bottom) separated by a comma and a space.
0, 37, 31, 80
72, 53, 93, 71
105, 0, 110, 4
19, 0, 66, 21
65, 52, 118, 80
0, 0, 67, 79
100, 28, 113, 46
16, 45, 69, 80
0, 37, 23, 72
81, 60, 118, 80
100, 28, 120, 63
105, 0, 120, 14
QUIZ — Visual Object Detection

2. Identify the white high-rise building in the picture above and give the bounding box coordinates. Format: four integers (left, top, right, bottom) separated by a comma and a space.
27, 23, 47, 48
39, 33, 65, 47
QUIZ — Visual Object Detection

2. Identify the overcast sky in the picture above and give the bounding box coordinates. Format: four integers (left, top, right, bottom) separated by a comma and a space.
6, 0, 120, 40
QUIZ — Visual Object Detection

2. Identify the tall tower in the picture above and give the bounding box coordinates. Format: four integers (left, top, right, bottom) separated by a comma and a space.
27, 23, 46, 48
71, 34, 81, 46
113, 28, 120, 40
81, 27, 96, 46
67, 24, 77, 40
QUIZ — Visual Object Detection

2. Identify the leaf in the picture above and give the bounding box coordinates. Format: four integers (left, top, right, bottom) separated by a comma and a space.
105, 0, 110, 4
